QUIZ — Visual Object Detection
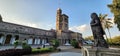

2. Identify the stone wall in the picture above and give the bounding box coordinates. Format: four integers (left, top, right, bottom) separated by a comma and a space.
82, 47, 120, 56
0, 22, 55, 36
0, 22, 55, 45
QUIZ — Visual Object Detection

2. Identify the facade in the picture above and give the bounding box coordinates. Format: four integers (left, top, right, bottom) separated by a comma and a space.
0, 8, 82, 45
56, 8, 82, 45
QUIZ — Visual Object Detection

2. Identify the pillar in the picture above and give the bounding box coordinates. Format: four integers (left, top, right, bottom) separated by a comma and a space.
0, 36, 4, 44
10, 37, 15, 44
3, 36, 6, 44
34, 38, 38, 44
37, 39, 40, 44
42, 39, 45, 44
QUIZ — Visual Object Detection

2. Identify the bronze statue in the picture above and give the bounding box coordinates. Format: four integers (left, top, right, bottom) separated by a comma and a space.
90, 13, 108, 48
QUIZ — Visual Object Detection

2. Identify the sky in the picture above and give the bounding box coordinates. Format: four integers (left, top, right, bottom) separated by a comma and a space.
0, 0, 120, 38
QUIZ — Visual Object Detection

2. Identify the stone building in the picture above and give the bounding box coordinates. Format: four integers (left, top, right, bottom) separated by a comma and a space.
56, 8, 82, 45
0, 8, 82, 45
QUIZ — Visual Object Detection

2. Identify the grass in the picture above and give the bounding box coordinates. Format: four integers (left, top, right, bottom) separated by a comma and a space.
32, 47, 54, 54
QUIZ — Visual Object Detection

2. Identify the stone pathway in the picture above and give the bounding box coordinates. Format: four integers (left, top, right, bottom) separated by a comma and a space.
24, 46, 82, 56
50, 52, 82, 56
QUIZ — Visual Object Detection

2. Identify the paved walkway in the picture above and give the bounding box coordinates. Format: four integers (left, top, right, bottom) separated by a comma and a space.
24, 46, 82, 56
50, 52, 82, 56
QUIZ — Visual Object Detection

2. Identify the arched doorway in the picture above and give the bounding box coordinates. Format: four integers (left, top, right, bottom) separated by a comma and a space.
10, 35, 19, 44
46, 38, 49, 43
5, 35, 12, 44
15, 35, 19, 40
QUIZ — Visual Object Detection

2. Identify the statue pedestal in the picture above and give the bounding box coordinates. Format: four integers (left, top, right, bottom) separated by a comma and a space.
87, 48, 120, 56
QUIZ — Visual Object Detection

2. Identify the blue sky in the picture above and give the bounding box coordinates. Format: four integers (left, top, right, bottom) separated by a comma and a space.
0, 0, 119, 38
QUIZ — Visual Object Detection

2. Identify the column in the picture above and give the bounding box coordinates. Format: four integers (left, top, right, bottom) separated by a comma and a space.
45, 39, 47, 44
3, 36, 6, 44
42, 39, 45, 44
39, 38, 41, 44
0, 36, 4, 44
37, 39, 40, 44
10, 37, 15, 44
34, 38, 38, 44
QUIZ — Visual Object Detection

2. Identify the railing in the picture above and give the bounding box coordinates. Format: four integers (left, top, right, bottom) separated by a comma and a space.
81, 46, 89, 56
81, 46, 120, 56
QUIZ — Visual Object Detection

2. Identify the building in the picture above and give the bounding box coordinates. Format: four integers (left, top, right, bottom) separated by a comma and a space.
0, 8, 82, 45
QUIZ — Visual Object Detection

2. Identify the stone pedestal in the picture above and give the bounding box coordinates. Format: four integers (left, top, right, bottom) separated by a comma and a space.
87, 48, 120, 56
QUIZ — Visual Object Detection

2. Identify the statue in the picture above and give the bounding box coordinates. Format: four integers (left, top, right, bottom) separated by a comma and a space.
90, 13, 108, 48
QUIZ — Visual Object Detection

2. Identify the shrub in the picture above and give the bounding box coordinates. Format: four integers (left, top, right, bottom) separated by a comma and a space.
22, 41, 32, 54
70, 39, 79, 48
32, 47, 54, 54
51, 39, 60, 49
22, 41, 31, 49
37, 47, 41, 49
13, 40, 19, 49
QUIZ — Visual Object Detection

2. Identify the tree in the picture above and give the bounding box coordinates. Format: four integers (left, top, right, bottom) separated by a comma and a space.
84, 36, 94, 41
108, 36, 120, 46
108, 0, 120, 30
13, 40, 19, 49
70, 39, 79, 48
99, 14, 113, 43
51, 39, 59, 49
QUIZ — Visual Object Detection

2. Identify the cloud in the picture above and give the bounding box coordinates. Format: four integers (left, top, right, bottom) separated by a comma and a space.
76, 24, 87, 32
69, 24, 89, 33
1, 13, 51, 30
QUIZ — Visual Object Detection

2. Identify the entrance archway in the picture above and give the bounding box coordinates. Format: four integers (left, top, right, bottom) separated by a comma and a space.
46, 38, 48, 43
10, 35, 19, 44
15, 35, 19, 40
5, 35, 12, 44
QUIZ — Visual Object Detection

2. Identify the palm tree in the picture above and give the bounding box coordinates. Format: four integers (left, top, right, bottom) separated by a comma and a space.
99, 14, 113, 43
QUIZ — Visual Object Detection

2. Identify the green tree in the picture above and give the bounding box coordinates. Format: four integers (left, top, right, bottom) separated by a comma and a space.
84, 36, 94, 41
22, 41, 31, 49
70, 39, 79, 48
108, 0, 120, 30
112, 36, 120, 45
108, 36, 120, 46
13, 40, 19, 49
99, 14, 113, 43
51, 39, 59, 49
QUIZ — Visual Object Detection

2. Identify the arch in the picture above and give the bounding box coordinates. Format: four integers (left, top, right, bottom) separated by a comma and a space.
33, 38, 35, 44
5, 34, 12, 44
15, 35, 19, 40
46, 38, 49, 43
10, 35, 19, 44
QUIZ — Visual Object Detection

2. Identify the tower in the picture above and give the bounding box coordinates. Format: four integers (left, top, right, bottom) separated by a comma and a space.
56, 8, 69, 32
0, 15, 3, 22
56, 8, 69, 45
56, 8, 62, 31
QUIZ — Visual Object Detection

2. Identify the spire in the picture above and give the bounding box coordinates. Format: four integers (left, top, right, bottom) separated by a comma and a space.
57, 8, 62, 14
57, 8, 62, 11
57, 0, 62, 12
0, 14, 3, 22
58, 0, 61, 8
